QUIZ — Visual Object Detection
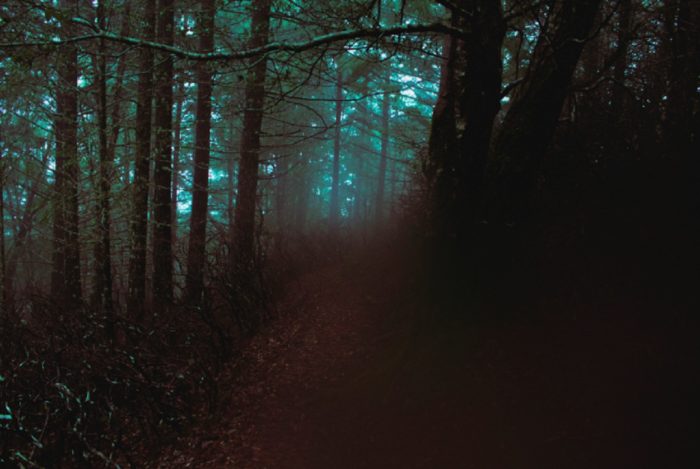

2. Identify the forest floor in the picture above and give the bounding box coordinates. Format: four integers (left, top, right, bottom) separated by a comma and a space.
154, 238, 698, 469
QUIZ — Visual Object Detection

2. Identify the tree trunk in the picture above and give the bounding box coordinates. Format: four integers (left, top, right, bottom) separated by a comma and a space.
486, 0, 602, 223
128, 0, 156, 317
107, 2, 131, 163
275, 155, 289, 233
105, 3, 130, 308
294, 153, 310, 234
172, 78, 184, 247
427, 0, 505, 240
228, 133, 236, 229
52, 0, 82, 308
389, 157, 398, 220
232, 0, 272, 268
458, 0, 505, 223
152, 0, 175, 307
93, 0, 114, 325
375, 86, 390, 226
353, 82, 369, 228
329, 61, 343, 231
186, 0, 215, 304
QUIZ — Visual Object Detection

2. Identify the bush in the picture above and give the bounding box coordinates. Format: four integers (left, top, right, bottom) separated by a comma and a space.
0, 297, 225, 467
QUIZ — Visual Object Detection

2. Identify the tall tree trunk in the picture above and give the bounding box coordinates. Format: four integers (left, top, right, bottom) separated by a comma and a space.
93, 0, 114, 326
152, 0, 175, 307
422, 0, 505, 304
128, 0, 156, 316
105, 3, 130, 307
389, 157, 398, 220
232, 0, 272, 268
329, 61, 343, 231
172, 78, 184, 247
294, 153, 310, 233
458, 0, 505, 224
427, 0, 505, 240
186, 0, 215, 304
275, 155, 289, 233
486, 0, 602, 223
107, 2, 131, 162
425, 30, 459, 290
226, 116, 237, 228
375, 85, 390, 226
353, 83, 369, 227
52, 0, 82, 307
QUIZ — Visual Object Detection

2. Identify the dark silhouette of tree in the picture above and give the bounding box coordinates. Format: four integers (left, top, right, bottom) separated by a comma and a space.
186, 0, 216, 305
172, 78, 185, 248
375, 79, 391, 227
92, 0, 114, 326
152, 0, 176, 308
329, 55, 344, 231
51, 0, 82, 308
232, 0, 273, 268
486, 0, 603, 223
427, 0, 505, 241
128, 0, 156, 317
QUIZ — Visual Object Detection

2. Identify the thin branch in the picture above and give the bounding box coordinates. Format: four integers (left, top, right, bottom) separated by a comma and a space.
1, 21, 466, 62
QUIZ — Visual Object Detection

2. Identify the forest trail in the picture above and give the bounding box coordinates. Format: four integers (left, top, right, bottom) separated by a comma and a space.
157, 244, 698, 469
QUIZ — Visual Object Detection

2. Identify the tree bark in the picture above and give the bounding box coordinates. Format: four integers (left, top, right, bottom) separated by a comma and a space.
152, 0, 175, 307
172, 78, 185, 248
128, 0, 156, 317
52, 0, 82, 308
107, 2, 131, 164
232, 0, 272, 268
294, 153, 310, 233
186, 0, 215, 304
353, 82, 369, 228
105, 4, 130, 308
275, 155, 289, 233
375, 85, 391, 226
227, 120, 236, 229
486, 0, 602, 223
93, 0, 114, 324
427, 0, 505, 239
329, 60, 343, 231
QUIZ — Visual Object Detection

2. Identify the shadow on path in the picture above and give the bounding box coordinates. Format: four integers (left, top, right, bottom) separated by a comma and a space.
158, 241, 698, 468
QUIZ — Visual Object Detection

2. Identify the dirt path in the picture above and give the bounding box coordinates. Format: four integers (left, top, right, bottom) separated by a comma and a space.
155, 251, 414, 467
157, 249, 698, 468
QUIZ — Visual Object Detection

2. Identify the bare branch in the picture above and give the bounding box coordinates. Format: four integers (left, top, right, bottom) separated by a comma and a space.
1, 21, 465, 62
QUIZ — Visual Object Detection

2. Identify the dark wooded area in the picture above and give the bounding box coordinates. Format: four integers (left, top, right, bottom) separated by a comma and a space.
1, 0, 698, 467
